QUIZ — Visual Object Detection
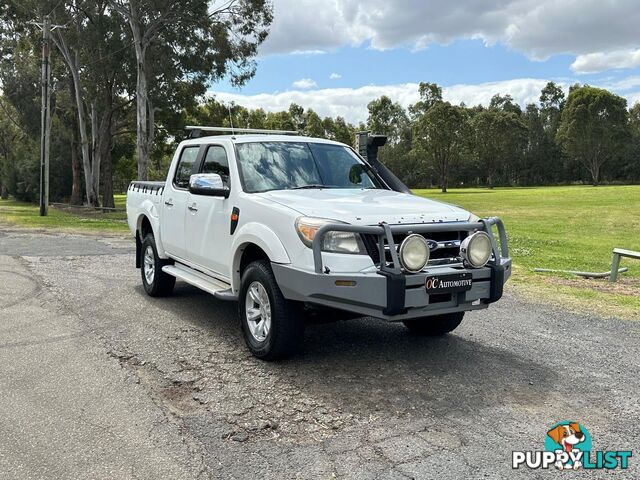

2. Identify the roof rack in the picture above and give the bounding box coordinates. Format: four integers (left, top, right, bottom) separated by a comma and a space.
185, 126, 300, 138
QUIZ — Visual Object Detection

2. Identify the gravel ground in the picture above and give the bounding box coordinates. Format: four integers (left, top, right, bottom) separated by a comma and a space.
0, 229, 638, 479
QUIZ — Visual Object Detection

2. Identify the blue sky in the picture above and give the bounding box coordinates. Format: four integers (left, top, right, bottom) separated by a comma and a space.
211, 0, 640, 123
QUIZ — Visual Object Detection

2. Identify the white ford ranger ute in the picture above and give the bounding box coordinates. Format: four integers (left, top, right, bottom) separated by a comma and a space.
127, 128, 511, 360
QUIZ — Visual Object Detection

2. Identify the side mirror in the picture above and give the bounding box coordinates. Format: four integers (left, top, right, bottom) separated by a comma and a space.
189, 173, 230, 198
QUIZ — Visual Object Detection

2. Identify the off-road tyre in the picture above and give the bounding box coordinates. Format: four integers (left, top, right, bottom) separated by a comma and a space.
141, 233, 176, 297
239, 260, 304, 360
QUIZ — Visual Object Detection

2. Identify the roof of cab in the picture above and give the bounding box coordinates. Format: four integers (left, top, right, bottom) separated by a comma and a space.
179, 134, 347, 147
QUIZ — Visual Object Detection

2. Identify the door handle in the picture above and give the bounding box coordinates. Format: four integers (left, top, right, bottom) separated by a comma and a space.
164, 200, 174, 207
188, 204, 198, 212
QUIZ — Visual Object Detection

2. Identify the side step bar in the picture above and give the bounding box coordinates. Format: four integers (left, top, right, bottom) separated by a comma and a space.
162, 264, 238, 301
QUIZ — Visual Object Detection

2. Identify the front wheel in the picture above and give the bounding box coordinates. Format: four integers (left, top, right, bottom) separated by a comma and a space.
403, 312, 464, 336
239, 260, 304, 360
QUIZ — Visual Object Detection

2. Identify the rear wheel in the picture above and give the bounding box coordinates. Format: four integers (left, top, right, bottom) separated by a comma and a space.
403, 312, 464, 336
141, 234, 175, 297
239, 260, 304, 360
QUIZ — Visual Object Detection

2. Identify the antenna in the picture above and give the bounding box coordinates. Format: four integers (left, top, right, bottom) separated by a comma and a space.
228, 102, 235, 135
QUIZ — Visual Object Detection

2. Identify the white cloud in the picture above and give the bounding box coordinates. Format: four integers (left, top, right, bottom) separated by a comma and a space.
291, 78, 318, 89
211, 78, 561, 124
330, 73, 342, 80
571, 48, 640, 74
261, 0, 640, 65
445, 78, 552, 107
290, 49, 326, 56
601, 75, 640, 91
627, 91, 640, 107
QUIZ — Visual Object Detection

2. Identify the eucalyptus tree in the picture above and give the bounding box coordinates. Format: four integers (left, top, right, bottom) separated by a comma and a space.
367, 95, 409, 144
107, 0, 273, 180
413, 102, 467, 192
471, 110, 527, 188
47, 1, 134, 207
409, 82, 443, 118
556, 86, 629, 185
1, 0, 134, 206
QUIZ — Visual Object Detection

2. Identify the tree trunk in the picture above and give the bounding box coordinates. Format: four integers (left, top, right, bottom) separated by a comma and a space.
101, 145, 115, 208
98, 102, 115, 209
0, 183, 7, 200
440, 159, 448, 193
589, 155, 601, 186
112, 1, 160, 181
133, 29, 149, 180
73, 61, 98, 206
53, 32, 99, 206
90, 101, 100, 201
68, 77, 82, 206
70, 126, 82, 205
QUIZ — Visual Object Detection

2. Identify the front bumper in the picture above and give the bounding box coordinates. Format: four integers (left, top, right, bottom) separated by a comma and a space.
272, 218, 511, 321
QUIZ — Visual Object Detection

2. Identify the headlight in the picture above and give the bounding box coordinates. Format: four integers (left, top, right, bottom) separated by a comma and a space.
295, 217, 366, 254
460, 231, 492, 268
398, 234, 430, 273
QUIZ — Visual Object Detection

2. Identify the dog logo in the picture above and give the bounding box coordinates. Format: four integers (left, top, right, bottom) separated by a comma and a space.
546, 422, 587, 470
513, 420, 632, 470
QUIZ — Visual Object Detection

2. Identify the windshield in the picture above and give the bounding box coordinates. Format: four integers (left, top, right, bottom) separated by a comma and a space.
235, 142, 384, 193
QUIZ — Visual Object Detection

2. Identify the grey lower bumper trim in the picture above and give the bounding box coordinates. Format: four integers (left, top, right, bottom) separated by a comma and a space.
271, 260, 511, 321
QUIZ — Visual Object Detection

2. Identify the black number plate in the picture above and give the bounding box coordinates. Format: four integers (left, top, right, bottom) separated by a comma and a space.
425, 273, 473, 293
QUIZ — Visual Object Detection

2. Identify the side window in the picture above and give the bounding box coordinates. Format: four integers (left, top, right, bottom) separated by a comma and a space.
201, 146, 230, 187
173, 146, 200, 189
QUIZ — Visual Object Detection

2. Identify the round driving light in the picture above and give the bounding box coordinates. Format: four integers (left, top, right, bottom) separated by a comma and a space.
460, 232, 492, 268
398, 234, 430, 273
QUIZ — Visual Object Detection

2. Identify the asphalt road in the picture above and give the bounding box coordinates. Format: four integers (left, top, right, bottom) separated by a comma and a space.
0, 228, 638, 479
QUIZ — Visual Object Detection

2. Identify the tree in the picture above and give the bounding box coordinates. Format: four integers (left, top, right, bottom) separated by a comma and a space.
289, 103, 305, 131
50, 11, 100, 206
620, 102, 640, 181
471, 110, 527, 188
413, 102, 467, 192
366, 96, 409, 144
521, 104, 547, 185
328, 116, 354, 145
265, 110, 295, 131
489, 94, 522, 115
540, 81, 565, 133
303, 109, 324, 137
0, 97, 24, 198
556, 86, 630, 185
409, 82, 443, 118
367, 96, 416, 185
108, 0, 273, 180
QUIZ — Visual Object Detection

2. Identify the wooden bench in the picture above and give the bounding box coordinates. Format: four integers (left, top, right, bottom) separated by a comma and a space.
610, 248, 640, 282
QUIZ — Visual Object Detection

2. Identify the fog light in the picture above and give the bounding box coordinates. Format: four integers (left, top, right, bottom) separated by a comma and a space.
399, 234, 430, 273
460, 232, 492, 268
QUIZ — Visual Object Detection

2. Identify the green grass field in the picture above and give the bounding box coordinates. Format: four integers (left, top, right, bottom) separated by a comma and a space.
0, 194, 128, 233
415, 185, 640, 319
1, 186, 639, 318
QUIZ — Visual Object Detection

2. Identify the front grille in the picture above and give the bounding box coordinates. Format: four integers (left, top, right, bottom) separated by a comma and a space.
362, 229, 468, 269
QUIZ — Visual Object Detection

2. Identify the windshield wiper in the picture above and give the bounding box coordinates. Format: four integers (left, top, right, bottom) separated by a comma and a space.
290, 184, 335, 190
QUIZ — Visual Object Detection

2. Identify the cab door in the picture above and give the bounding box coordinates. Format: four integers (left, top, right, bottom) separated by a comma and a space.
161, 145, 201, 259
184, 144, 234, 278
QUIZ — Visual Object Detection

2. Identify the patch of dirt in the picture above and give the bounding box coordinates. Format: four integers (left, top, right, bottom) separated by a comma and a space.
545, 275, 640, 296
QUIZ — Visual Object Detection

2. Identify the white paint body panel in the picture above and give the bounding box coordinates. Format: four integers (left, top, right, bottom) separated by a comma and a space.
126, 135, 473, 293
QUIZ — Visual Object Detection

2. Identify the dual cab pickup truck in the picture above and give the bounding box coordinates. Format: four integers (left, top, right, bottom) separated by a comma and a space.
127, 128, 511, 360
